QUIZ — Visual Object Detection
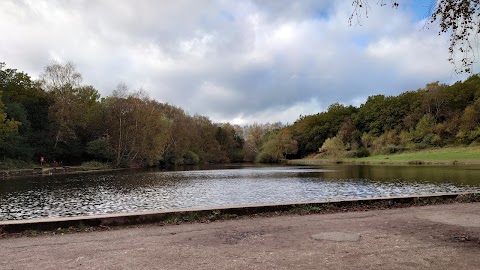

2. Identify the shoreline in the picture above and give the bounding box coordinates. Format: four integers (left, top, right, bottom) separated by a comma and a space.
289, 145, 480, 166
287, 158, 480, 166
0, 166, 125, 179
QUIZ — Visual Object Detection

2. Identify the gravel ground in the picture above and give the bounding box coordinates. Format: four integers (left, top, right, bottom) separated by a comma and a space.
1, 202, 479, 270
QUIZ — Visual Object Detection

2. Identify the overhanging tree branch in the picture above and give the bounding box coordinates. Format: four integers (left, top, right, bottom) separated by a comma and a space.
351, 0, 480, 73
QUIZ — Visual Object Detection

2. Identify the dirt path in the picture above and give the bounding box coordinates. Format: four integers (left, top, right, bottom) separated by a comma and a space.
1, 203, 479, 270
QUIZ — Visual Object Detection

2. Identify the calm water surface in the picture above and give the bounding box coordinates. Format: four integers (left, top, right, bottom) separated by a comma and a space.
1, 164, 479, 221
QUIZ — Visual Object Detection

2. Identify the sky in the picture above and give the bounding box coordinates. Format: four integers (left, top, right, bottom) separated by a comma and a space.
1, 0, 478, 125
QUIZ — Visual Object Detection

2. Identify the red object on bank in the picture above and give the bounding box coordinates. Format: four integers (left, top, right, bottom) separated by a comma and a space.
40, 156, 44, 164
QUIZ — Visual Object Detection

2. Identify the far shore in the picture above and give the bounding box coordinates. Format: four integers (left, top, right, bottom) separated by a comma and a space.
2, 145, 480, 179
287, 158, 480, 166
0, 166, 125, 179
289, 145, 480, 166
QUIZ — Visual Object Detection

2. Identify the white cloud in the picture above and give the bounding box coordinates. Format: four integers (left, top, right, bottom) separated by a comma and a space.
215, 98, 326, 125
0, 0, 473, 124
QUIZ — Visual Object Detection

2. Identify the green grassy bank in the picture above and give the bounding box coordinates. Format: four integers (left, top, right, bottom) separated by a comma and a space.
289, 146, 480, 165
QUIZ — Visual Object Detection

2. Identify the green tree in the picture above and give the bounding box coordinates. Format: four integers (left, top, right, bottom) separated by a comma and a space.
456, 103, 480, 143
319, 136, 345, 159
190, 115, 226, 163
86, 137, 114, 161
40, 61, 100, 161
0, 62, 52, 160
215, 123, 244, 163
422, 82, 448, 121
412, 114, 440, 146
243, 122, 282, 162
0, 92, 21, 158
291, 103, 357, 157
157, 104, 194, 165
256, 129, 298, 163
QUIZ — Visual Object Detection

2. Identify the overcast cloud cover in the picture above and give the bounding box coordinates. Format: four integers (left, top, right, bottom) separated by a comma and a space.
1, 0, 477, 124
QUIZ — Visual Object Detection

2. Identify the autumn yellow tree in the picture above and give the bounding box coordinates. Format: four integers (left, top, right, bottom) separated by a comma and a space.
102, 86, 171, 167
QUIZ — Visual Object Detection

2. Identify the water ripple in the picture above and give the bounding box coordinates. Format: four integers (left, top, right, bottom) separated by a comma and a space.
0, 165, 479, 220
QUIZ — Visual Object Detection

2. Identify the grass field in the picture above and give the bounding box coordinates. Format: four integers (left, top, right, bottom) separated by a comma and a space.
289, 146, 480, 165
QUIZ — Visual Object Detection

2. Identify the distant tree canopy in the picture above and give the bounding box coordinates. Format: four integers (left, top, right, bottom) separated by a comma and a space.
350, 0, 480, 73
0, 61, 245, 167
285, 74, 480, 159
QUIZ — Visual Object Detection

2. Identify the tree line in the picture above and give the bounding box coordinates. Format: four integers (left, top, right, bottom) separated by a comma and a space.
2, 61, 480, 167
277, 75, 480, 160
0, 61, 249, 167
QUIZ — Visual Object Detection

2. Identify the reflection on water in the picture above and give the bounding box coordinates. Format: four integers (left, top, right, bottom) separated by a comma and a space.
0, 164, 479, 221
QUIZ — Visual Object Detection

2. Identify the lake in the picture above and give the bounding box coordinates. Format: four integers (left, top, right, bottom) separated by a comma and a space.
1, 164, 479, 221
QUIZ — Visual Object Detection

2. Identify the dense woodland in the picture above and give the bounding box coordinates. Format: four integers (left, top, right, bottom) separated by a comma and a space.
1, 61, 480, 168
0, 62, 247, 168
284, 76, 480, 161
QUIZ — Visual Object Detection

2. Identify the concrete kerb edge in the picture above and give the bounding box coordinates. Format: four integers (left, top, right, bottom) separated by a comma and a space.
1, 192, 479, 233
